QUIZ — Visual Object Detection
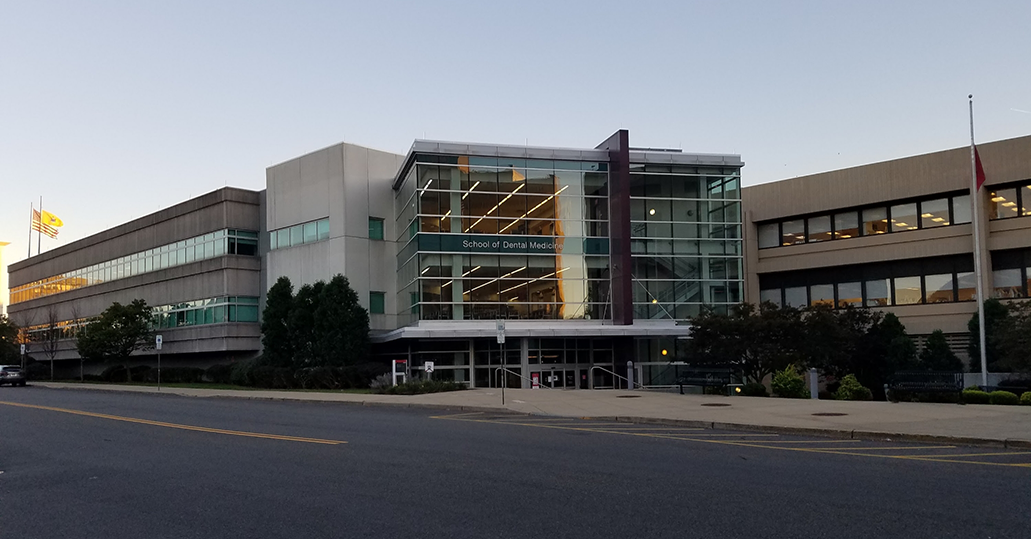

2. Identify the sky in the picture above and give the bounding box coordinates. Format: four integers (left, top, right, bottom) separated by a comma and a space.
2, 0, 1030, 308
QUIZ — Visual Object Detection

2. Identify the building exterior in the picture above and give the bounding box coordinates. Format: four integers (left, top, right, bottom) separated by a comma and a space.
744, 135, 1031, 359
6, 131, 744, 387
7, 188, 263, 370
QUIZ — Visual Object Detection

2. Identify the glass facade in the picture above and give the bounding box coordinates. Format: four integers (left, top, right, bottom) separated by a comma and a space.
394, 154, 742, 324
629, 164, 742, 320
395, 156, 612, 323
757, 192, 971, 249
10, 229, 259, 305
269, 218, 329, 250
988, 181, 1031, 220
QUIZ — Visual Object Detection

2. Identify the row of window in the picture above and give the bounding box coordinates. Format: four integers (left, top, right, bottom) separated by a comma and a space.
757, 193, 971, 249
988, 183, 1031, 220
760, 272, 978, 309
269, 219, 329, 250
10, 229, 259, 305
152, 296, 260, 329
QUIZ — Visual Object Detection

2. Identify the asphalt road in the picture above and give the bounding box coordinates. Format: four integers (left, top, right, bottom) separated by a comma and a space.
1, 387, 1029, 539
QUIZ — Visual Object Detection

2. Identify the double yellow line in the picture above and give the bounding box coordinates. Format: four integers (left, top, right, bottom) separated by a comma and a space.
0, 401, 347, 445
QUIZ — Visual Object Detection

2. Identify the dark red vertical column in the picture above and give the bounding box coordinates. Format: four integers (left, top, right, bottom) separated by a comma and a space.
596, 130, 632, 326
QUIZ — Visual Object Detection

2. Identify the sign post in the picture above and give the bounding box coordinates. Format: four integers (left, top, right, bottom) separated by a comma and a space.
496, 320, 506, 403
424, 361, 434, 380
155, 335, 163, 391
20, 344, 26, 371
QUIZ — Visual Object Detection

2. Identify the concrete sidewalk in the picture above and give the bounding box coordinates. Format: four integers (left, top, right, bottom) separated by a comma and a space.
30, 382, 1031, 448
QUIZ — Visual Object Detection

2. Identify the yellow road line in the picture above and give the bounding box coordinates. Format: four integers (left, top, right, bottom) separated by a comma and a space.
813, 445, 956, 452
754, 440, 863, 444
917, 451, 1031, 458
0, 401, 346, 445
432, 414, 1031, 469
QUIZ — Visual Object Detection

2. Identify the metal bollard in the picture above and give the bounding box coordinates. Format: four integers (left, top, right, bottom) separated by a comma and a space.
809, 368, 819, 399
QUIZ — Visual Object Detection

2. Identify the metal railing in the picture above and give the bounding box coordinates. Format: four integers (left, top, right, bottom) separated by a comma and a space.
492, 367, 552, 390
590, 365, 646, 390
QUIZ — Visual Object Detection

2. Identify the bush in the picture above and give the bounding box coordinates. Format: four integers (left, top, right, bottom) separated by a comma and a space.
1021, 392, 1031, 406
230, 358, 259, 386
962, 389, 991, 404
740, 382, 769, 397
378, 379, 466, 395
206, 364, 234, 384
771, 366, 810, 399
988, 390, 1019, 405
82, 374, 104, 382
369, 373, 392, 390
835, 374, 873, 401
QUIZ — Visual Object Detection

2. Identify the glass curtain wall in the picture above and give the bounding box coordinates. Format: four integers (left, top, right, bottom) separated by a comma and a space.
395, 155, 610, 324
629, 165, 743, 319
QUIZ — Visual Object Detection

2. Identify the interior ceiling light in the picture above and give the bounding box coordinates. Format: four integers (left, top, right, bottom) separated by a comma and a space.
466, 184, 525, 232
462, 181, 480, 200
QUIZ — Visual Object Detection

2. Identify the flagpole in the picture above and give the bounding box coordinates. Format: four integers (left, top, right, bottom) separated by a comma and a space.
968, 94, 989, 387
38, 196, 43, 255
28, 203, 34, 258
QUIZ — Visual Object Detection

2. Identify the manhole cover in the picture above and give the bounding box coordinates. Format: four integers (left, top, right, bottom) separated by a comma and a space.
812, 412, 848, 417
616, 395, 641, 399
701, 403, 731, 407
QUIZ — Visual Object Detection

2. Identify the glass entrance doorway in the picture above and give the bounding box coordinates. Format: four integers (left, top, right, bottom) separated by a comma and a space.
532, 367, 589, 389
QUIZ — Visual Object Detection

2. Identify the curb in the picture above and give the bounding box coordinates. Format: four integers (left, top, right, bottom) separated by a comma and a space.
28, 383, 1030, 449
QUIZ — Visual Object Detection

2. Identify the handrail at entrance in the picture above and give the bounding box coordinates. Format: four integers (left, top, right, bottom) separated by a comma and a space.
590, 365, 645, 390
493, 367, 551, 389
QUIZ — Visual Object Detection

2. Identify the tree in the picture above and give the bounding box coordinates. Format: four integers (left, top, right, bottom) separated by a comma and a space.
75, 300, 154, 382
314, 274, 369, 367
261, 276, 295, 367
968, 298, 1009, 373
0, 315, 20, 366
687, 302, 803, 384
919, 329, 963, 371
289, 281, 324, 369
994, 301, 1031, 373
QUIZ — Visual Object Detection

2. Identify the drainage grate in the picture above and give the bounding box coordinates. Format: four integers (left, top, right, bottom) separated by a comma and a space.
616, 395, 641, 399
701, 403, 731, 407
811, 412, 848, 417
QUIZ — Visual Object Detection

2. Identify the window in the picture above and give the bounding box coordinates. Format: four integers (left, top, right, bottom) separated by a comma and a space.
865, 278, 890, 307
317, 219, 330, 241
989, 188, 1019, 219
810, 284, 834, 306
890, 203, 918, 232
807, 216, 832, 243
784, 286, 807, 308
993, 268, 1023, 298
758, 223, 779, 249
925, 273, 954, 303
862, 207, 888, 235
893, 276, 923, 305
781, 220, 804, 246
834, 212, 859, 239
759, 289, 781, 306
956, 272, 977, 301
836, 282, 862, 308
920, 198, 950, 228
952, 194, 972, 224
370, 291, 385, 314
369, 218, 385, 240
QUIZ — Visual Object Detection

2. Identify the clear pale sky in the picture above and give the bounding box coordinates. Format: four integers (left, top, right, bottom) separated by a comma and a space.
2, 0, 1030, 308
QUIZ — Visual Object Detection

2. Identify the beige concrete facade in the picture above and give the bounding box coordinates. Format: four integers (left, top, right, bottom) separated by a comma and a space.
7, 187, 263, 366
264, 142, 405, 332
743, 135, 1031, 345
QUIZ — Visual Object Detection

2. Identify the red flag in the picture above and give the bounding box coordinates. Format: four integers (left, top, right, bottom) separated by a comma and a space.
32, 209, 59, 238
974, 146, 986, 191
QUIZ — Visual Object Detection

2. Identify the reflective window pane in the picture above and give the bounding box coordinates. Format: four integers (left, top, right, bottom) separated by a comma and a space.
862, 207, 888, 235
993, 268, 1024, 298
784, 286, 807, 308
893, 276, 923, 305
956, 272, 977, 301
920, 198, 950, 228
758, 223, 779, 249
759, 288, 781, 306
925, 273, 954, 303
1023, 186, 1031, 216
865, 279, 890, 307
781, 220, 805, 246
807, 215, 832, 243
890, 203, 918, 232
834, 212, 859, 239
989, 188, 1019, 219
837, 282, 862, 308
810, 284, 834, 306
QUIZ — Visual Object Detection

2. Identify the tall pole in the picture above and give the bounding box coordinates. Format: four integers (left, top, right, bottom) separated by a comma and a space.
28, 203, 34, 258
969, 95, 989, 386
37, 196, 43, 254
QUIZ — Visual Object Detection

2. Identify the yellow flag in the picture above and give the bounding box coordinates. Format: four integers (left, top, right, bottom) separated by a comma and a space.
42, 210, 63, 227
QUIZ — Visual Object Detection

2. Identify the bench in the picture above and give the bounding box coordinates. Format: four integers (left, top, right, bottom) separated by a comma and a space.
885, 372, 963, 402
675, 367, 733, 395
